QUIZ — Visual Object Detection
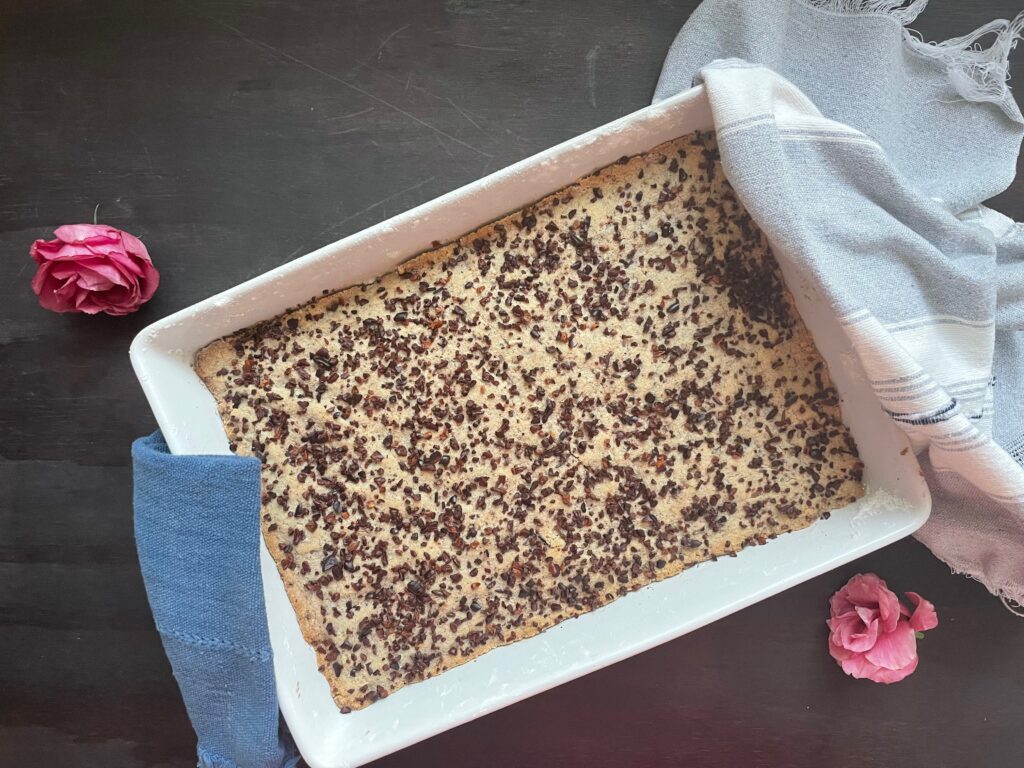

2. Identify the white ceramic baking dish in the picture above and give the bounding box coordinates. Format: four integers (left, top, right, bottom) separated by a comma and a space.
130, 84, 931, 768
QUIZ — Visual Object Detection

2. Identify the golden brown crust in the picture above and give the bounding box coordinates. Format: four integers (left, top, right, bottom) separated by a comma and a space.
195, 132, 863, 711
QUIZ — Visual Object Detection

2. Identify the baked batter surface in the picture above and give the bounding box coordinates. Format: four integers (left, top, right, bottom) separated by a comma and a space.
196, 132, 863, 711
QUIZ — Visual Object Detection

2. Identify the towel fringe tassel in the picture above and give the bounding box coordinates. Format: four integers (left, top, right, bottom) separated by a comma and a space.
1003, 597, 1024, 617
905, 12, 1024, 111
800, 0, 927, 25
803, 2, 1024, 114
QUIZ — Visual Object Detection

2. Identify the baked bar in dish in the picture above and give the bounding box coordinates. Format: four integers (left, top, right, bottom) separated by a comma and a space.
196, 132, 863, 711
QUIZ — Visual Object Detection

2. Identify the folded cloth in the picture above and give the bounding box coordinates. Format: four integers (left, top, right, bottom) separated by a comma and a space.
655, 0, 1024, 608
133, 432, 300, 768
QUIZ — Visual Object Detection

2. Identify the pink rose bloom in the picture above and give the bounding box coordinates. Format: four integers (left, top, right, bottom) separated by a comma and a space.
827, 573, 938, 684
30, 224, 159, 316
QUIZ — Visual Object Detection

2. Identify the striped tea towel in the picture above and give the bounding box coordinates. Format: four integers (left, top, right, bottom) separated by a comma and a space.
654, 0, 1024, 608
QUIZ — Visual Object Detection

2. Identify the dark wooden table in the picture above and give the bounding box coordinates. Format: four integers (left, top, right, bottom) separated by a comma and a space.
2, 1, 1023, 766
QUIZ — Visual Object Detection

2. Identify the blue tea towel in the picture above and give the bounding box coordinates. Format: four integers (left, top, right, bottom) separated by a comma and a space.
132, 432, 299, 768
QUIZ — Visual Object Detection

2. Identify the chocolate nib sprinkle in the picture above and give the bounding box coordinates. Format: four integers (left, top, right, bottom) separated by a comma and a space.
198, 130, 864, 713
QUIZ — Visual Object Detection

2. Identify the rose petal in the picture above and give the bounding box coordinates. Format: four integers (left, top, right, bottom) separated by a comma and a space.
828, 610, 859, 635
30, 260, 53, 295
905, 592, 938, 632
865, 621, 917, 670
83, 255, 138, 285
847, 573, 901, 632
827, 611, 855, 631
864, 655, 918, 684
839, 652, 880, 680
29, 239, 61, 264
841, 573, 885, 605
828, 634, 854, 661
75, 273, 117, 292
844, 620, 880, 653
828, 612, 879, 654
73, 289, 107, 314
119, 230, 152, 261
85, 281, 137, 313
31, 239, 91, 263
830, 589, 854, 617
855, 605, 879, 624
51, 261, 128, 290
837, 648, 917, 683
52, 272, 80, 298
31, 264, 75, 313
54, 223, 119, 244
83, 243, 122, 262
878, 589, 903, 634
827, 613, 856, 644
108, 252, 145, 277
136, 258, 160, 302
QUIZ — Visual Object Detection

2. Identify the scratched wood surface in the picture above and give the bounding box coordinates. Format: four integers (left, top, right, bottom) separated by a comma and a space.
2, 1, 1023, 766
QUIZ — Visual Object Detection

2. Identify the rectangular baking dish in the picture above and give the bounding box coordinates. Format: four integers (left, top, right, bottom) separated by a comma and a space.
130, 84, 931, 768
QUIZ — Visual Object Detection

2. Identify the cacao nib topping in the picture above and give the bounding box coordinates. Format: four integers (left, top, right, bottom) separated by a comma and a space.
201, 131, 864, 712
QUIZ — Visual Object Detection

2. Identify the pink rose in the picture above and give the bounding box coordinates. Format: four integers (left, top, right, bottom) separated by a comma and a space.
30, 224, 159, 316
827, 573, 938, 684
